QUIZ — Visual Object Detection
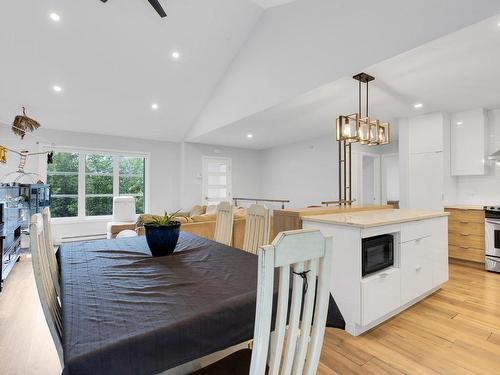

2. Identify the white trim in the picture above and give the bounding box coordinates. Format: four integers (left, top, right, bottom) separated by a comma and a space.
40, 143, 149, 158
78, 153, 85, 217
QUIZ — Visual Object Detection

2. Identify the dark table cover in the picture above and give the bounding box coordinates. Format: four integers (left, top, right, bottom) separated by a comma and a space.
60, 233, 344, 375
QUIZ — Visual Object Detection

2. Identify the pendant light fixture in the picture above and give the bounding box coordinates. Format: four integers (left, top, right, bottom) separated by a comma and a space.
336, 73, 390, 146
333, 73, 390, 208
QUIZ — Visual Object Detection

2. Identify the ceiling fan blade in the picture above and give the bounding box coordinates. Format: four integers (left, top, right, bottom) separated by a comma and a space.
100, 0, 108, 3
147, 0, 167, 18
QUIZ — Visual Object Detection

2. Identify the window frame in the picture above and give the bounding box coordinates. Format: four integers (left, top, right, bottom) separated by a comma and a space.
41, 144, 150, 222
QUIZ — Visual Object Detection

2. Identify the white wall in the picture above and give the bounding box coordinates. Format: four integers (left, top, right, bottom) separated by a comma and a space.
259, 135, 339, 208
0, 125, 181, 238
180, 142, 262, 209
453, 109, 500, 205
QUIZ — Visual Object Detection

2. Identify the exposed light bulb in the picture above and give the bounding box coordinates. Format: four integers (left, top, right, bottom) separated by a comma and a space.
414, 103, 423, 109
246, 133, 253, 139
151, 103, 159, 110
52, 85, 62, 92
172, 51, 180, 60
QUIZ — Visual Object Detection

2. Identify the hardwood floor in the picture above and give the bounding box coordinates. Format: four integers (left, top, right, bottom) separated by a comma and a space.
319, 263, 500, 375
1, 256, 500, 374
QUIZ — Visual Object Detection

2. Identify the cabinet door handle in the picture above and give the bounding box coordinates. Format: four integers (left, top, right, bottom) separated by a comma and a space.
460, 245, 470, 249
415, 266, 422, 271
460, 233, 470, 236
459, 221, 469, 224
379, 273, 389, 279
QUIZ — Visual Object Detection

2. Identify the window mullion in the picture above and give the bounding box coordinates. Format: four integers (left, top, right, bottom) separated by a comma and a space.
78, 153, 86, 218
113, 156, 119, 197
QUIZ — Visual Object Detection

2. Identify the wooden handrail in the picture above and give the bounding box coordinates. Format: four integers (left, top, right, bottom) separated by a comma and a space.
321, 199, 357, 207
233, 197, 290, 209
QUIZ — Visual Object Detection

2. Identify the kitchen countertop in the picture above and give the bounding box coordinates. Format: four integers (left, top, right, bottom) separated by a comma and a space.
444, 205, 485, 210
273, 204, 392, 217
302, 209, 449, 228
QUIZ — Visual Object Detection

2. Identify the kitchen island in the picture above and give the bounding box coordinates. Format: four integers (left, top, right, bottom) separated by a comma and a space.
302, 209, 449, 336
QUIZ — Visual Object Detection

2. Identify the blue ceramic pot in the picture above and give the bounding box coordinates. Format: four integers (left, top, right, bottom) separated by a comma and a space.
144, 222, 181, 257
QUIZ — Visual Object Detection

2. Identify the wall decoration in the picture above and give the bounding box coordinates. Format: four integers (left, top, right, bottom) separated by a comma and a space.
11, 107, 41, 139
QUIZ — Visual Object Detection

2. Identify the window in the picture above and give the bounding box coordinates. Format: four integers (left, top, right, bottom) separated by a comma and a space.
202, 157, 232, 204
47, 152, 79, 217
46, 149, 147, 218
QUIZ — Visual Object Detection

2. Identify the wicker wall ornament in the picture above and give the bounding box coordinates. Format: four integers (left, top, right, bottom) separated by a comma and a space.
11, 107, 41, 139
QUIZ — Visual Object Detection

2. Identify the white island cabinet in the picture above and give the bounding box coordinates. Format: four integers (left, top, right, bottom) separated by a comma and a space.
302, 209, 449, 336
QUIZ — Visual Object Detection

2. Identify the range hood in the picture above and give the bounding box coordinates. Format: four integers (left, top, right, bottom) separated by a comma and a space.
488, 149, 500, 160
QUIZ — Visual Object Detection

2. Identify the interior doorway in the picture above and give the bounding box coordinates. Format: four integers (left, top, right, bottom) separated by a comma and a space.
360, 153, 381, 205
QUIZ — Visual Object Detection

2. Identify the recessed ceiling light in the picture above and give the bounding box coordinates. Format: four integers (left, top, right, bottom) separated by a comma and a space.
457, 121, 463, 125
172, 51, 180, 60
49, 12, 60, 22
52, 85, 62, 92
413, 103, 423, 109
246, 133, 253, 139
151, 103, 159, 110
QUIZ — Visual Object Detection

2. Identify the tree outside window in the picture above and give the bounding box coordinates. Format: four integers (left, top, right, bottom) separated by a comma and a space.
47, 152, 79, 217
46, 150, 147, 218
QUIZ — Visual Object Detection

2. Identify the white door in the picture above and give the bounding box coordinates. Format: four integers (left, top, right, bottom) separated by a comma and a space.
361, 154, 381, 205
202, 157, 232, 205
381, 154, 399, 204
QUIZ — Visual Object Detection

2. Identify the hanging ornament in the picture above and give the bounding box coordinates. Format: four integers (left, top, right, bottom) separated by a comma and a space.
11, 107, 41, 139
0, 146, 7, 164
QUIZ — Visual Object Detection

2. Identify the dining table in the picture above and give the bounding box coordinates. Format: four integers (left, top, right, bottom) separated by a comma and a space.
59, 232, 345, 375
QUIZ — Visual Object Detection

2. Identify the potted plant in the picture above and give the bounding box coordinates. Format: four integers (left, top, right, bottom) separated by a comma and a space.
143, 210, 181, 257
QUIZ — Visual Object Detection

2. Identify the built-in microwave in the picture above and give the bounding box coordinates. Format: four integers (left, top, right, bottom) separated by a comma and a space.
362, 234, 394, 277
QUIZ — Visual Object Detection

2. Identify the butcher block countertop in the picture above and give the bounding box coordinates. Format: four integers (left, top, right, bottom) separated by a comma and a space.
273, 204, 392, 217
302, 209, 449, 229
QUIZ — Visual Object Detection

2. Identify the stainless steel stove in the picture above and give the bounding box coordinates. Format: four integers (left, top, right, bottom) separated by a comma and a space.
484, 206, 500, 272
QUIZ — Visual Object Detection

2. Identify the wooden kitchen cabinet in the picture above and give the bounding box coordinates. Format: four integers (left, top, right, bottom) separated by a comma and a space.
445, 206, 485, 265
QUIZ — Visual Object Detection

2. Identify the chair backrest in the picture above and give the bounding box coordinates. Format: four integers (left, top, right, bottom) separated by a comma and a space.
42, 207, 60, 296
250, 229, 333, 375
242, 204, 270, 254
30, 214, 64, 366
213, 201, 234, 246
112, 196, 136, 222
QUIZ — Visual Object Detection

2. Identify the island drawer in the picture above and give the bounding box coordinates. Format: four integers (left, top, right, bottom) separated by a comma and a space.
400, 220, 433, 243
361, 267, 400, 326
401, 238, 433, 305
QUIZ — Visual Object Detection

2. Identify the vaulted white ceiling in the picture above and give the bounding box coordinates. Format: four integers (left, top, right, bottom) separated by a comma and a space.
0, 0, 262, 141
190, 15, 500, 149
2, 0, 500, 147
187, 0, 500, 143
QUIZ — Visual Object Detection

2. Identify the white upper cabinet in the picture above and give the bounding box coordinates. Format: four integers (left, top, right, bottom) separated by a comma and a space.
450, 109, 487, 176
408, 113, 444, 154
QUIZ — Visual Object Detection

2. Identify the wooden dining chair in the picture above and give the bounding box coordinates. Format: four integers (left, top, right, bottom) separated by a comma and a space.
213, 201, 234, 246
192, 228, 333, 375
42, 207, 61, 296
242, 204, 270, 254
30, 214, 64, 367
